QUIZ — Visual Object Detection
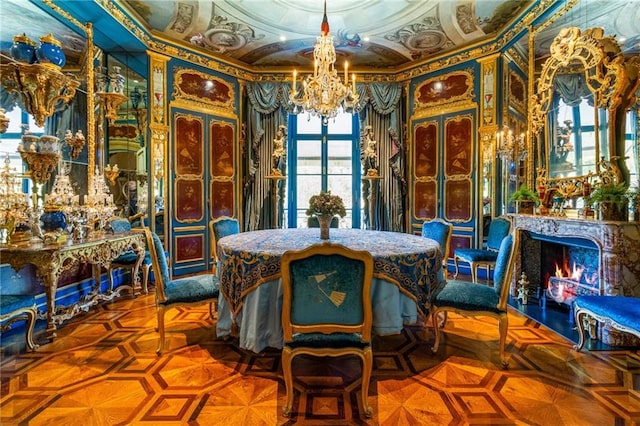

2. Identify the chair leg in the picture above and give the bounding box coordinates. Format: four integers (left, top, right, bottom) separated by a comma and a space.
156, 307, 166, 355
471, 263, 478, 283
360, 349, 373, 418
282, 348, 294, 417
498, 313, 509, 368
453, 256, 460, 278
431, 308, 442, 353
142, 264, 150, 294
24, 307, 39, 351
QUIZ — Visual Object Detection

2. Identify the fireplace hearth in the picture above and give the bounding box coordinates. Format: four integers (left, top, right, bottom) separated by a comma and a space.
509, 214, 640, 347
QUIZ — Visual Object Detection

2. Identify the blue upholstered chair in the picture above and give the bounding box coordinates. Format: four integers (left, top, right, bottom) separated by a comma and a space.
0, 294, 39, 351
210, 216, 240, 275
453, 216, 511, 283
108, 218, 147, 293
431, 232, 518, 367
143, 228, 220, 354
280, 242, 374, 417
422, 218, 453, 274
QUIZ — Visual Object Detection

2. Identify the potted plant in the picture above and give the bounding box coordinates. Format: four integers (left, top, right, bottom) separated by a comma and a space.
585, 181, 629, 221
306, 191, 346, 239
510, 184, 540, 214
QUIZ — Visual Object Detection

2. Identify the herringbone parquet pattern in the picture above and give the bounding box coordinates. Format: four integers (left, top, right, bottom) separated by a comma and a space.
1, 289, 638, 425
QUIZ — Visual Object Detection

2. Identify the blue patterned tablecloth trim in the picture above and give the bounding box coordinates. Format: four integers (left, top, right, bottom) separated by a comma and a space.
218, 228, 444, 315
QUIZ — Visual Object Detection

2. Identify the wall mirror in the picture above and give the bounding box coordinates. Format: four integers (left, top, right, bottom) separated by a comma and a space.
101, 53, 151, 228
531, 27, 639, 200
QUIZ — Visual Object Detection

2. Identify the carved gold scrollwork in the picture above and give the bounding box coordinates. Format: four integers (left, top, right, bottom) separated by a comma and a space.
0, 63, 79, 127
531, 27, 640, 196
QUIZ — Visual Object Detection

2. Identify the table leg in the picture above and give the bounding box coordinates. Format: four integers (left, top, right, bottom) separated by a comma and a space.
43, 270, 58, 340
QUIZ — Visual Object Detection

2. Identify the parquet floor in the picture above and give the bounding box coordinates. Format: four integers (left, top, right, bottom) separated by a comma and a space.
1, 287, 639, 425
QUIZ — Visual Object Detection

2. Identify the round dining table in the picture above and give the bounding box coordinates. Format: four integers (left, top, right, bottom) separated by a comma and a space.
216, 228, 444, 352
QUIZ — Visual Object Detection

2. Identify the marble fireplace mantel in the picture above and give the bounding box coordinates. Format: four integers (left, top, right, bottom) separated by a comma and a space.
510, 214, 640, 298
509, 214, 640, 345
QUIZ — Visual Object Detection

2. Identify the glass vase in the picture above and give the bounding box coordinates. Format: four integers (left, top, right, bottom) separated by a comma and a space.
318, 215, 332, 240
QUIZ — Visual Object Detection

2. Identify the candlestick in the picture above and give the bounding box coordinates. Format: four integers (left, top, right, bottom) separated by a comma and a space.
293, 69, 297, 93
344, 61, 348, 85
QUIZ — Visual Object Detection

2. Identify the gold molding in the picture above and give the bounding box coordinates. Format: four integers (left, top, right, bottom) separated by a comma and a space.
171, 67, 236, 115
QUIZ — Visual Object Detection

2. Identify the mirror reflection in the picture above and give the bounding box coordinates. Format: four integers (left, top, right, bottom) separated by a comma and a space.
101, 55, 154, 231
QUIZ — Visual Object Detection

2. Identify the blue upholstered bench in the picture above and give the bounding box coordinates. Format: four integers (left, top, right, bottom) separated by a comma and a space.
573, 295, 640, 351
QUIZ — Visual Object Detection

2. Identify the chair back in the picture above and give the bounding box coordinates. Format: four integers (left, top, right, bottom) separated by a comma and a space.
110, 218, 132, 233
486, 217, 511, 251
142, 228, 171, 303
421, 218, 453, 260
210, 216, 240, 261
493, 232, 518, 311
281, 242, 374, 341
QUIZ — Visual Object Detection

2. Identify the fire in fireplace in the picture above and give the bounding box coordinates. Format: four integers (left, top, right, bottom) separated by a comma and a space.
547, 256, 599, 305
520, 232, 600, 308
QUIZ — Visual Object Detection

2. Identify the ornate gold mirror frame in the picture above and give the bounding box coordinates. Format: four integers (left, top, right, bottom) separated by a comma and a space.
530, 27, 640, 198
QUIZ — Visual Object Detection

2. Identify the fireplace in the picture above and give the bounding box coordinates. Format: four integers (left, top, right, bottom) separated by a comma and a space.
510, 214, 640, 346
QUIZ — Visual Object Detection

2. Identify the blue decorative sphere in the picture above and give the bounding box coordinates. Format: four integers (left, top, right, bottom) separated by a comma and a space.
40, 210, 67, 232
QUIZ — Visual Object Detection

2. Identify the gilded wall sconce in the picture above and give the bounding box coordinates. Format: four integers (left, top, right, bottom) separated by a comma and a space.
96, 91, 128, 125
0, 62, 79, 127
18, 134, 60, 184
64, 129, 86, 159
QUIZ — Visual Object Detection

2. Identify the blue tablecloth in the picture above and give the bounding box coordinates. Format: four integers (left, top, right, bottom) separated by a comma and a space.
216, 228, 444, 352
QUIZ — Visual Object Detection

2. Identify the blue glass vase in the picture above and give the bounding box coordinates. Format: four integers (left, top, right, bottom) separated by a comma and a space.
10, 34, 37, 64
40, 210, 67, 232
35, 33, 65, 69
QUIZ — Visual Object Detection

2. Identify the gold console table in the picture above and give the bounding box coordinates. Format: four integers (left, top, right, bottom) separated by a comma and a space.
0, 231, 145, 340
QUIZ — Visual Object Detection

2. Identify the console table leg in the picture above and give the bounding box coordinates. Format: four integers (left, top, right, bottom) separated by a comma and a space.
44, 272, 58, 340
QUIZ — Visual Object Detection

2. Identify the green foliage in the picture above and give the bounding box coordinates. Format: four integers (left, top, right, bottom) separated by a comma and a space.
509, 184, 540, 205
585, 182, 630, 210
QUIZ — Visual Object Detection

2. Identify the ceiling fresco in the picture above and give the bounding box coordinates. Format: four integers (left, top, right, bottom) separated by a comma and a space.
124, 0, 530, 69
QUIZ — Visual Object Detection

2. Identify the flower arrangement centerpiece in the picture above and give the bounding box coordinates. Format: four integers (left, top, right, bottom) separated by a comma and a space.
306, 191, 346, 239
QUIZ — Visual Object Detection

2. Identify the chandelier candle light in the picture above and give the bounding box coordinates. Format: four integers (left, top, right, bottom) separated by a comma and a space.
289, 0, 358, 122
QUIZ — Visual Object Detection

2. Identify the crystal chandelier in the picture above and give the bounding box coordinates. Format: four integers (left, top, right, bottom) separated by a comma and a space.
289, 0, 359, 121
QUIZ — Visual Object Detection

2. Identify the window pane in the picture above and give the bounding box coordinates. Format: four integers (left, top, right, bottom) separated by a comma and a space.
4, 108, 23, 134
328, 140, 352, 174
296, 175, 321, 207
579, 100, 594, 126
296, 113, 321, 134
296, 140, 321, 174
328, 175, 352, 206
327, 112, 352, 134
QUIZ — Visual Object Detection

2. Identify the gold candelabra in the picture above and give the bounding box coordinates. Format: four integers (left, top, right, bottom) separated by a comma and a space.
85, 166, 117, 231
496, 126, 526, 160
0, 62, 79, 127
0, 154, 31, 243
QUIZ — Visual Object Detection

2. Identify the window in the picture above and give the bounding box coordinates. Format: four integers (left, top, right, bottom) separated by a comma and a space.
285, 112, 362, 228
0, 107, 44, 197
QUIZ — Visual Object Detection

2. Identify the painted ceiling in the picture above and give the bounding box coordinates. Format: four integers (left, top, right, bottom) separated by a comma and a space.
125, 0, 531, 69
